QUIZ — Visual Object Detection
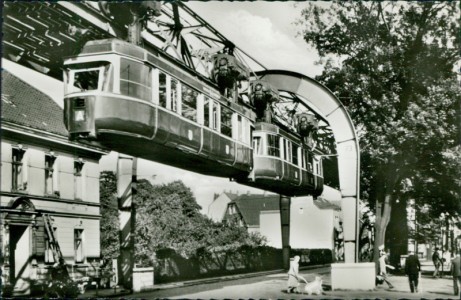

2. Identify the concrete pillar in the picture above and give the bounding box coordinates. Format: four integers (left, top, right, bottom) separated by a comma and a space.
279, 195, 291, 269
341, 196, 358, 263
117, 155, 137, 291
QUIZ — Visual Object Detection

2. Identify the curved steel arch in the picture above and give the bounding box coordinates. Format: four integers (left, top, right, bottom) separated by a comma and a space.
258, 70, 360, 263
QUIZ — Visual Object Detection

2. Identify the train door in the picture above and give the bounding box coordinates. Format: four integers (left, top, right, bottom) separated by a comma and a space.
9, 225, 32, 294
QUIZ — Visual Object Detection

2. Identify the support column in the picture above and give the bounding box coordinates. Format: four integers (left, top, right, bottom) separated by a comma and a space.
279, 195, 291, 270
341, 196, 358, 263
117, 155, 137, 291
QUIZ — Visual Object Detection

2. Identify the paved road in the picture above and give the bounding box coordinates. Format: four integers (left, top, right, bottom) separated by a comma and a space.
85, 261, 457, 299
119, 265, 457, 299
132, 267, 330, 299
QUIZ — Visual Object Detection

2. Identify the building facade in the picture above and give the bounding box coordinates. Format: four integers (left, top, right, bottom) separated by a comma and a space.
1, 71, 106, 295
215, 187, 342, 255
207, 191, 239, 222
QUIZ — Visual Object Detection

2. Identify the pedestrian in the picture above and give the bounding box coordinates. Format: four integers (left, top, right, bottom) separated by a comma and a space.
432, 247, 443, 278
404, 250, 421, 293
378, 249, 394, 289
450, 249, 461, 296
287, 255, 306, 293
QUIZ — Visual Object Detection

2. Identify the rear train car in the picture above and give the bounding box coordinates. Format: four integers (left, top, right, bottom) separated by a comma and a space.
236, 122, 323, 197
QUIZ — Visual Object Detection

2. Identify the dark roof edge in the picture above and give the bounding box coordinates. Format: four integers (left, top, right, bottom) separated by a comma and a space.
2, 122, 108, 155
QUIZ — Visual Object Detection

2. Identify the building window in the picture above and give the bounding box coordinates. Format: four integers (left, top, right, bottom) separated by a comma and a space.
74, 159, 84, 200
45, 154, 59, 196
12, 147, 27, 191
74, 229, 84, 263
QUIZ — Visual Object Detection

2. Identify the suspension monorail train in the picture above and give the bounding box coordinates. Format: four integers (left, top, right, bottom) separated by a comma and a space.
63, 38, 324, 196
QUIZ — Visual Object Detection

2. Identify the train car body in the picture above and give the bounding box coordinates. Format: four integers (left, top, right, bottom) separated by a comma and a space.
236, 122, 324, 197
63, 39, 255, 178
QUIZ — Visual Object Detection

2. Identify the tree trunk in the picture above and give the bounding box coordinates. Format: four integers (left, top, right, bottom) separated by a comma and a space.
373, 193, 393, 273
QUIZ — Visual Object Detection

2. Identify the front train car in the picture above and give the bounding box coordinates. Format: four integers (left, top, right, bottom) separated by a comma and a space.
63, 39, 255, 178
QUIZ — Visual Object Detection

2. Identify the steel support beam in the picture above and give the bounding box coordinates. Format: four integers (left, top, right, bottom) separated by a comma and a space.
280, 195, 291, 269
116, 155, 137, 291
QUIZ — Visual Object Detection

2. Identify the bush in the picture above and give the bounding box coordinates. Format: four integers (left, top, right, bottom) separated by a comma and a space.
45, 279, 81, 299
1, 284, 14, 298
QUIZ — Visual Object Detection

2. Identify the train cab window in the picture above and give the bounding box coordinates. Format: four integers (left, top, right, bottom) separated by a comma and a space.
120, 58, 152, 101
267, 134, 280, 157
73, 69, 100, 91
253, 136, 263, 155
221, 106, 233, 137
181, 84, 198, 122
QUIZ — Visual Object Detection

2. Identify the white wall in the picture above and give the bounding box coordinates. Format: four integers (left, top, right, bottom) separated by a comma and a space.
207, 194, 231, 222
260, 196, 335, 249
260, 210, 281, 247
291, 197, 335, 249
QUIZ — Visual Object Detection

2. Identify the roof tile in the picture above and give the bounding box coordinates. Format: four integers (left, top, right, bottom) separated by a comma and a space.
1, 70, 67, 136
233, 194, 279, 226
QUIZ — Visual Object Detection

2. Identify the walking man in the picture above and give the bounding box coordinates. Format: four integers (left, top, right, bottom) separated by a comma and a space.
432, 247, 443, 278
405, 250, 421, 293
378, 249, 394, 289
450, 250, 461, 296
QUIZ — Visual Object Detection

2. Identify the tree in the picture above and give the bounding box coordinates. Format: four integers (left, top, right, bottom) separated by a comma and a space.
134, 180, 209, 264
297, 1, 460, 264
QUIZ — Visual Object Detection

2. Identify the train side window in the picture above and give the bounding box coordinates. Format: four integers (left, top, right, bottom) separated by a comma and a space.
221, 105, 233, 138
152, 68, 159, 104
213, 102, 220, 131
301, 149, 306, 169
267, 134, 280, 157
292, 144, 299, 166
237, 116, 243, 143
159, 72, 168, 108
181, 84, 197, 122
284, 139, 292, 163
120, 58, 152, 101
170, 78, 180, 113
307, 151, 313, 172
204, 97, 211, 127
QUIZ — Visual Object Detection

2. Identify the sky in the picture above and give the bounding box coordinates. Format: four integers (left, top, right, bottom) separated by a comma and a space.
2, 2, 325, 214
